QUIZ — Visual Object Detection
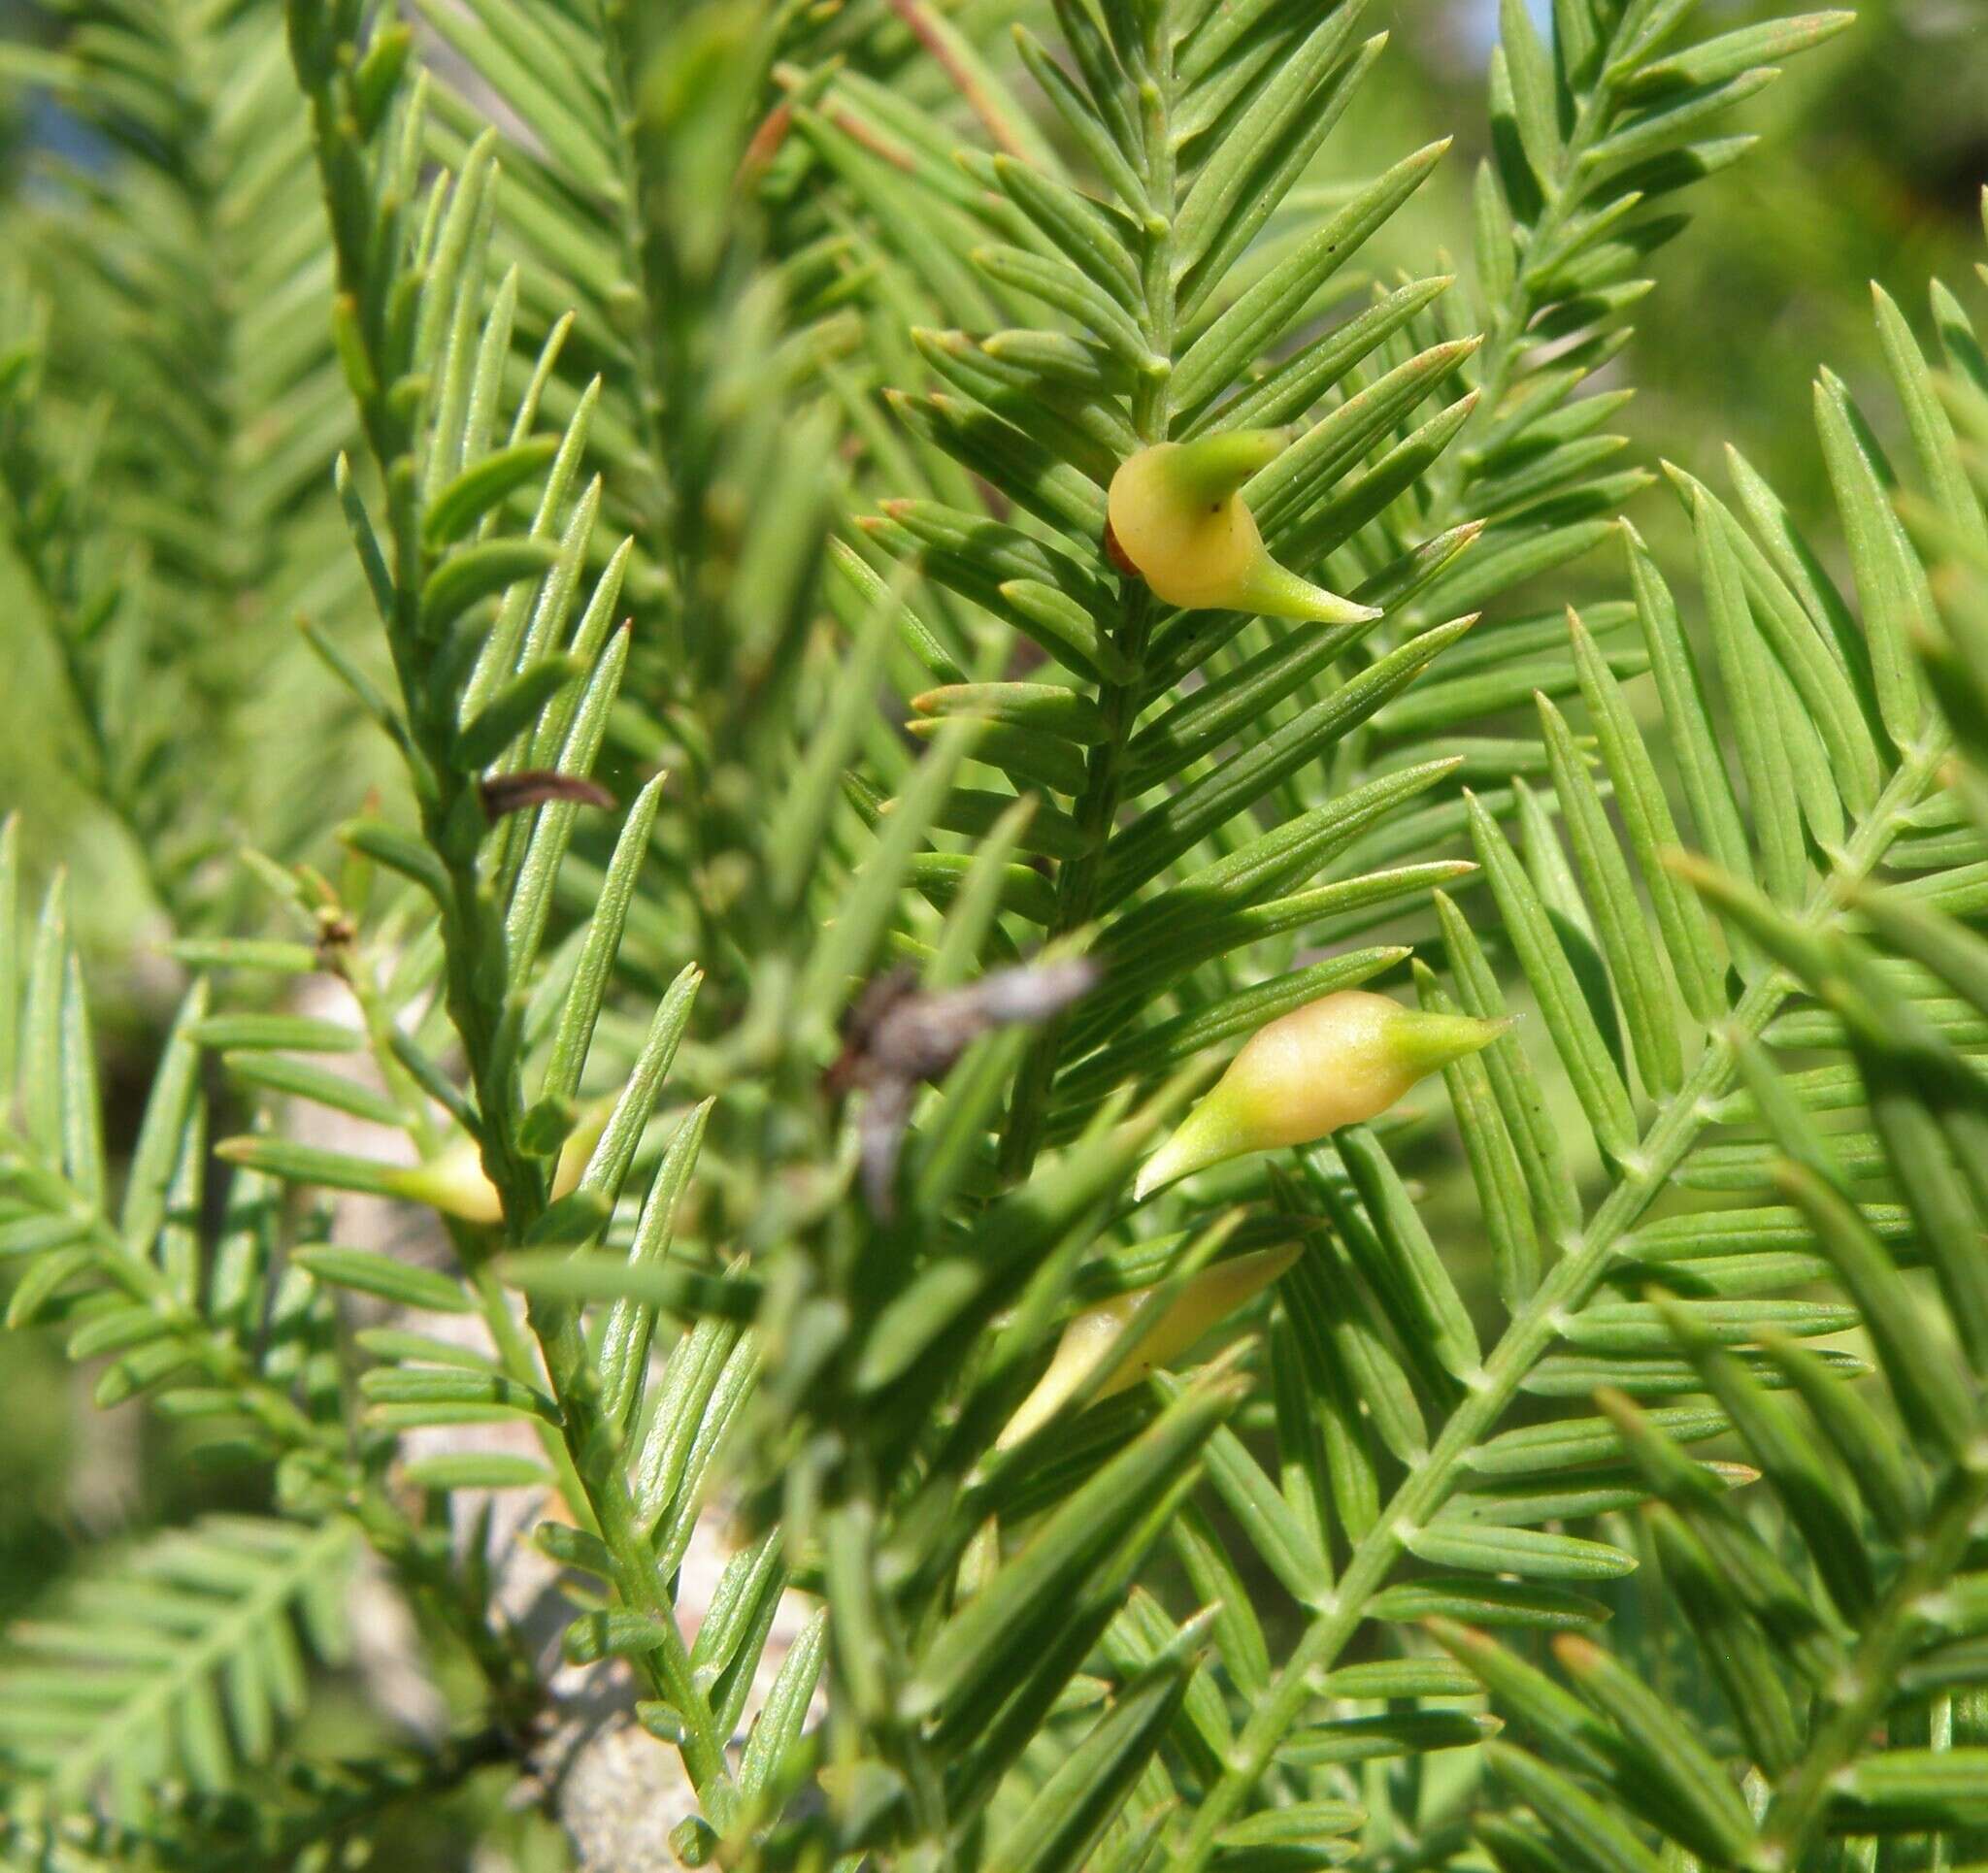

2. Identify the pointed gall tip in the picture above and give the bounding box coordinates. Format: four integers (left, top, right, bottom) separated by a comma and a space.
1132, 1104, 1216, 1200
1390, 1005, 1512, 1081
1258, 564, 1385, 628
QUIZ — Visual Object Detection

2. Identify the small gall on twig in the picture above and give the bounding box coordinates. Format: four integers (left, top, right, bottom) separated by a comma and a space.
1135, 990, 1509, 1199
480, 771, 616, 821
828, 956, 1100, 1218
1106, 432, 1381, 624
998, 1240, 1299, 1450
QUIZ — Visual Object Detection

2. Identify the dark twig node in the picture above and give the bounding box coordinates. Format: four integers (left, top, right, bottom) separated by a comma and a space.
827, 957, 1100, 1216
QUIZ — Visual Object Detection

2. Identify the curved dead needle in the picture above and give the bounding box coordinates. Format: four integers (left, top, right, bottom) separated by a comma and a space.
480, 770, 617, 820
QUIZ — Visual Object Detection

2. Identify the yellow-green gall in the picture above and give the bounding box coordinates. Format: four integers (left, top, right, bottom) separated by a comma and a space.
998, 1243, 1299, 1449
1134, 991, 1508, 1199
1105, 430, 1381, 624
391, 1104, 611, 1223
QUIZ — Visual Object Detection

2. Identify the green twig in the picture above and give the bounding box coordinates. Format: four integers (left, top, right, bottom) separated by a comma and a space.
1166, 747, 1947, 1870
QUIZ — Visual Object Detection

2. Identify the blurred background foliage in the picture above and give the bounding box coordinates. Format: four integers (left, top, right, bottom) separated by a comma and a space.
1250, 0, 1988, 567
0, 0, 1983, 1860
